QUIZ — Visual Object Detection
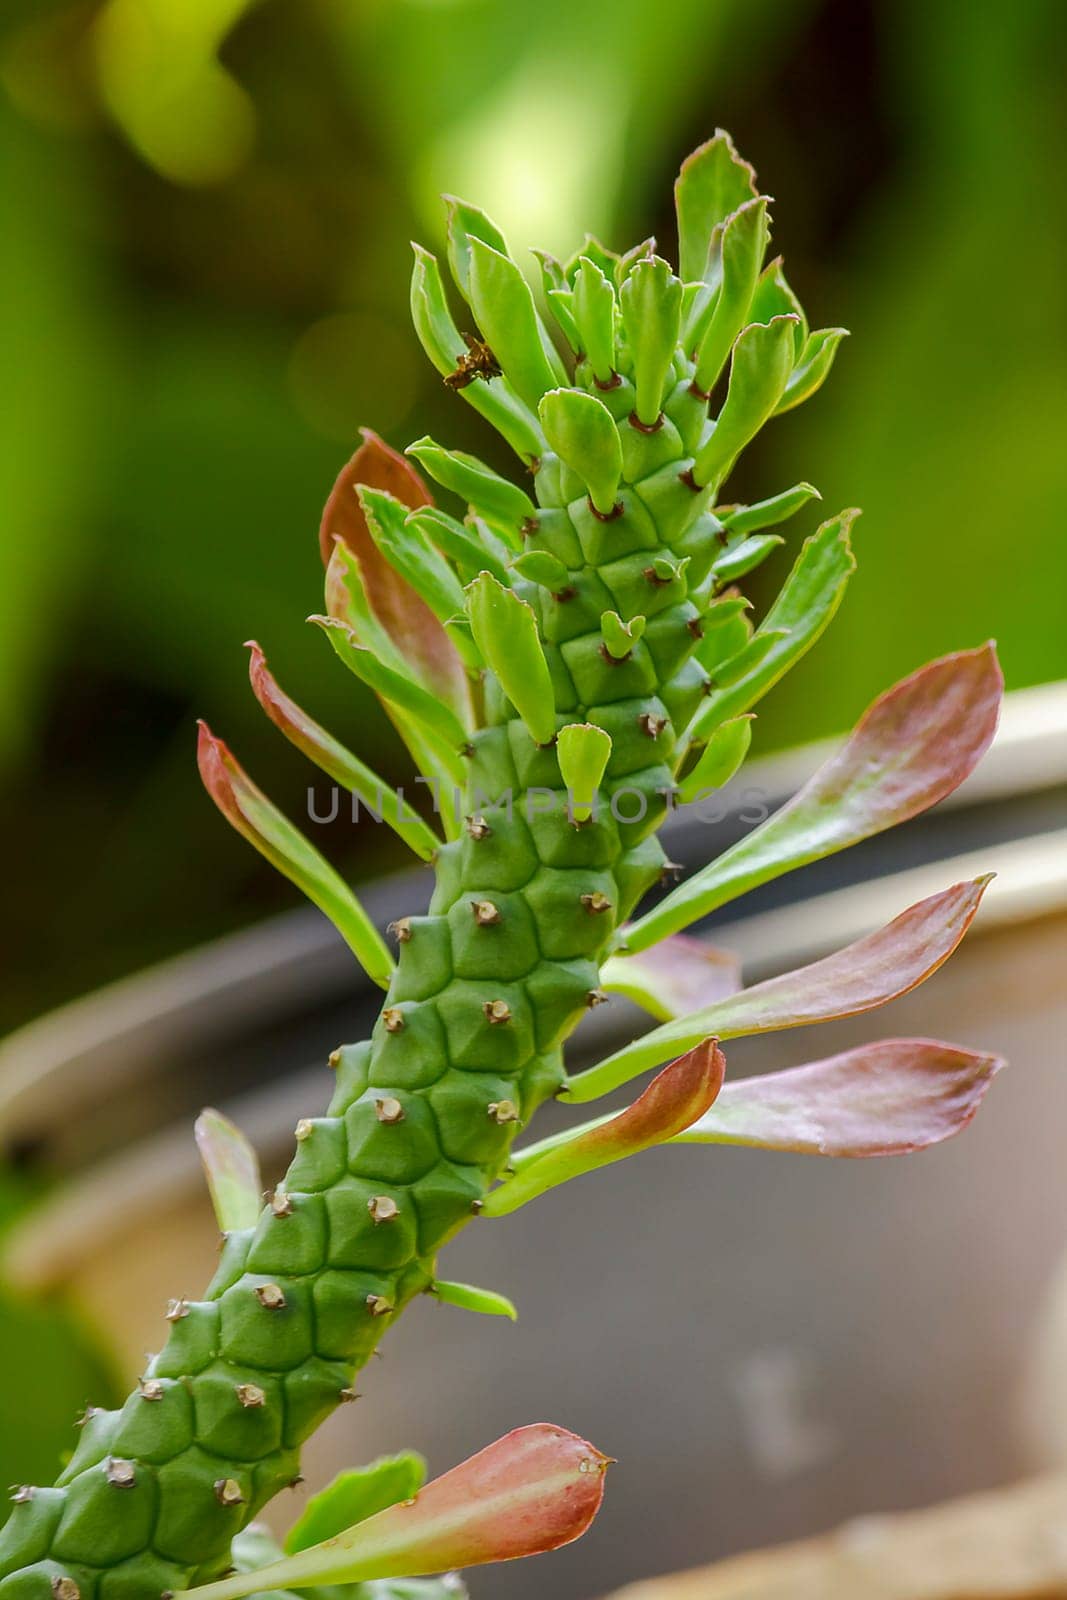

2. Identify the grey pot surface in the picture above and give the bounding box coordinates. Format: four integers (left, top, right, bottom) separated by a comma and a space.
2, 683, 1065, 1600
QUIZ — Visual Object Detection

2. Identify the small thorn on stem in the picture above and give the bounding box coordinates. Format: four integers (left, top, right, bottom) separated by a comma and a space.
487, 1099, 520, 1124
254, 1284, 287, 1311
339, 1386, 360, 1403
686, 617, 704, 639
214, 1478, 245, 1508
235, 1383, 266, 1409
51, 1578, 80, 1600
581, 891, 613, 915
387, 917, 413, 944
586, 988, 609, 1008
471, 899, 502, 926
105, 1458, 136, 1489
139, 1380, 165, 1402
367, 1195, 400, 1225
465, 814, 492, 840
483, 999, 512, 1025
328, 1048, 341, 1070
366, 1293, 394, 1317
271, 1188, 293, 1218
10, 1487, 33, 1505
660, 860, 685, 883
294, 1119, 314, 1142
638, 712, 667, 738
165, 1298, 190, 1323
520, 517, 540, 539
375, 1096, 405, 1125
382, 1006, 405, 1033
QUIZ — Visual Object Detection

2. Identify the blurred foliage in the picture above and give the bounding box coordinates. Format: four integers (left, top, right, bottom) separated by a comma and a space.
0, 0, 1062, 1036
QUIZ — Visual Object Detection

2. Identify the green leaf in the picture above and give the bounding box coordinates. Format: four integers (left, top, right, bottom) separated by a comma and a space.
247, 642, 441, 861
572, 257, 617, 383
600, 610, 646, 659
719, 481, 820, 537
197, 724, 395, 989
407, 507, 509, 586
359, 488, 472, 657
194, 1108, 262, 1233
749, 256, 808, 347
410, 245, 543, 460
693, 315, 800, 490
710, 533, 783, 583
285, 1455, 427, 1555
407, 437, 534, 549
692, 197, 770, 393
538, 388, 622, 516
619, 256, 683, 426
556, 722, 612, 823
312, 615, 471, 752
674, 130, 759, 283
468, 237, 566, 412
431, 1280, 518, 1320
691, 511, 857, 739
563, 233, 619, 284
483, 1041, 724, 1216
775, 328, 849, 414
444, 196, 508, 301
677, 714, 753, 802
465, 572, 556, 746
709, 628, 789, 688
624, 644, 1003, 953
511, 550, 570, 591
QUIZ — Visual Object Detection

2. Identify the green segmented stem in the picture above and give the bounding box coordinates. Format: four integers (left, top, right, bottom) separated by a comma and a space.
1, 131, 851, 1596
0, 374, 725, 1600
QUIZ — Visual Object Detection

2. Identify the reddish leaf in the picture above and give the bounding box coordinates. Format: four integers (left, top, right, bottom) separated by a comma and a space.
196, 722, 394, 988
570, 877, 991, 1098
184, 1426, 609, 1597
319, 430, 468, 712
674, 1038, 1004, 1157
245, 642, 440, 860
627, 643, 1004, 951
600, 935, 742, 1021
484, 1040, 725, 1216
319, 427, 432, 566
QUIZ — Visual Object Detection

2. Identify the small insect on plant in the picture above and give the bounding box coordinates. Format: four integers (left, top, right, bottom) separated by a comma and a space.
0, 132, 1004, 1600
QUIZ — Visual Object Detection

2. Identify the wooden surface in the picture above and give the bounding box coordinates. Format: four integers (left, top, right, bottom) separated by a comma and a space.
605, 1476, 1067, 1598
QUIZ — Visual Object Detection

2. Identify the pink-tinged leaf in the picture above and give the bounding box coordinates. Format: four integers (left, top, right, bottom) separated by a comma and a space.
568, 877, 991, 1100
184, 1426, 609, 1598
197, 722, 395, 989
673, 1038, 1004, 1157
319, 430, 469, 714
246, 642, 441, 861
319, 427, 433, 566
627, 644, 1003, 951
194, 1107, 262, 1233
483, 1040, 725, 1216
600, 936, 742, 1021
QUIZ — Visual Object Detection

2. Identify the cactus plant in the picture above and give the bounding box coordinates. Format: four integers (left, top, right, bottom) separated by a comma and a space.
0, 131, 1006, 1600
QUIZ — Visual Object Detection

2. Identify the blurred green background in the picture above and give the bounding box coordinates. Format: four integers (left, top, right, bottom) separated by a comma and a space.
0, 0, 1064, 1515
